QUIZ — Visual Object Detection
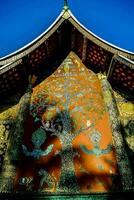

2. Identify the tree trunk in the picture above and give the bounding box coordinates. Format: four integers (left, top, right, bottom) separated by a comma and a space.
56, 136, 80, 193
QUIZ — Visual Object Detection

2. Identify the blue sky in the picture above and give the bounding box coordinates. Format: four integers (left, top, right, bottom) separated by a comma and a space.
0, 0, 134, 57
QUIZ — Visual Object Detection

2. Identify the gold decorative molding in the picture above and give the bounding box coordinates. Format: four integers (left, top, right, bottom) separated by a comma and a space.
119, 102, 134, 117
113, 91, 134, 119
0, 124, 9, 156
62, 10, 71, 19
0, 105, 18, 121
114, 55, 134, 69
0, 59, 22, 75
97, 72, 107, 80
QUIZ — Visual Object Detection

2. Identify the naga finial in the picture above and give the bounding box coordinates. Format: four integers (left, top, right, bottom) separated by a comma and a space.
63, 0, 69, 11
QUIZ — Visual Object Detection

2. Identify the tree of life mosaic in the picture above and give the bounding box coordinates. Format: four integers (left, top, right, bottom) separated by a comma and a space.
14, 52, 121, 193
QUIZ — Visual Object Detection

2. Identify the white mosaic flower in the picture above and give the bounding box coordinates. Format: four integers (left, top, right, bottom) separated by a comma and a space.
81, 67, 85, 71
86, 120, 91, 127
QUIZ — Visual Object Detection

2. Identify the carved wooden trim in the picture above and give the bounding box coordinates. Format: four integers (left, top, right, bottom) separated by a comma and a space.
106, 55, 116, 79
0, 59, 22, 75
68, 17, 134, 60
0, 18, 65, 66
82, 36, 88, 62
71, 27, 76, 50
115, 55, 134, 69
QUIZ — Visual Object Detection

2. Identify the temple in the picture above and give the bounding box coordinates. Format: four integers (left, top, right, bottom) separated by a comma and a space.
0, 1, 134, 199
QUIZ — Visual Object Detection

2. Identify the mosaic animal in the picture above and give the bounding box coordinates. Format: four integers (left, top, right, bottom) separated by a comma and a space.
38, 169, 57, 192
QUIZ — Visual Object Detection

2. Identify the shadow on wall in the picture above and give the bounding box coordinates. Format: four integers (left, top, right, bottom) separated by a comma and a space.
12, 108, 123, 193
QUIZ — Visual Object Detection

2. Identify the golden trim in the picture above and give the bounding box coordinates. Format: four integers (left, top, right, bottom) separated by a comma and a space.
62, 10, 71, 19
114, 55, 134, 69
0, 59, 22, 75
0, 11, 133, 70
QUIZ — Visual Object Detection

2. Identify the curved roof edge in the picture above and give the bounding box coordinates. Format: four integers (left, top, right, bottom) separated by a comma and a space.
0, 10, 65, 65
0, 9, 134, 66
68, 10, 134, 58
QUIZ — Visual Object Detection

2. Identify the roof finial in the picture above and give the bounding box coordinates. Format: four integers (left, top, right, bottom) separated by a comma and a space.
63, 0, 69, 11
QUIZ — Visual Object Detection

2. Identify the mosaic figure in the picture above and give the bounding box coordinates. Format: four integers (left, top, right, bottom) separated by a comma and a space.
22, 127, 53, 159
80, 130, 113, 157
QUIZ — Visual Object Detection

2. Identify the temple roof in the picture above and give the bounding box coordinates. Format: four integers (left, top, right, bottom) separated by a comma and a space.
70, 0, 134, 53
0, 0, 62, 58
0, 0, 134, 58
0, 0, 133, 104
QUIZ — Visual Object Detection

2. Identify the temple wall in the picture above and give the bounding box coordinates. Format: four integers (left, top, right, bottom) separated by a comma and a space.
0, 52, 133, 193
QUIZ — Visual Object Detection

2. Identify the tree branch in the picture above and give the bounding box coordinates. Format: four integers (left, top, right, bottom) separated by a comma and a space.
72, 123, 94, 139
